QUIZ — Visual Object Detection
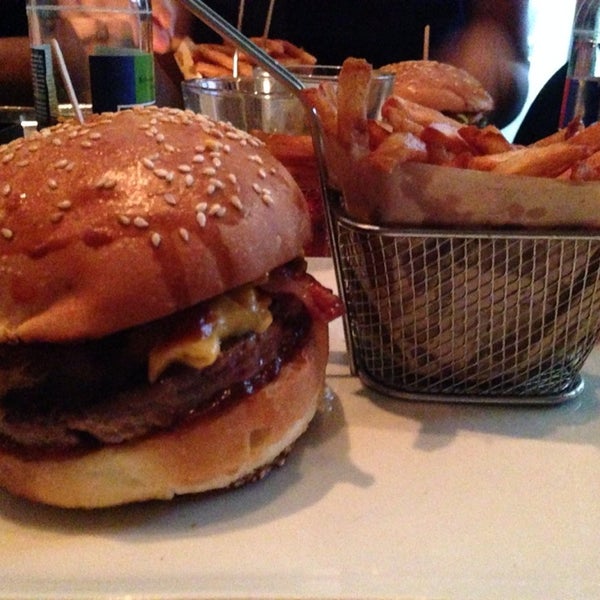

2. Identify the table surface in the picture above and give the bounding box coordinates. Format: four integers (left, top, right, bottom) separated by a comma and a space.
0, 257, 599, 600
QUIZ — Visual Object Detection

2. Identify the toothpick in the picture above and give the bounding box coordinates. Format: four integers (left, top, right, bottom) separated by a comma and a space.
422, 24, 430, 61
262, 0, 276, 40
50, 38, 84, 124
232, 0, 246, 78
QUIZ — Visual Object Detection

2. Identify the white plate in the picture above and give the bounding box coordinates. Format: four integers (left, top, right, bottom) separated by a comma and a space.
1, 258, 600, 600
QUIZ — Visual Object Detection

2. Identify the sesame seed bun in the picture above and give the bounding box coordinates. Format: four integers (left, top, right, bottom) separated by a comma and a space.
380, 60, 494, 118
0, 106, 310, 343
0, 107, 341, 508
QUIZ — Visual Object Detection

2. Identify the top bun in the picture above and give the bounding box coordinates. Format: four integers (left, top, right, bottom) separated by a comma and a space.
0, 107, 310, 343
380, 60, 494, 115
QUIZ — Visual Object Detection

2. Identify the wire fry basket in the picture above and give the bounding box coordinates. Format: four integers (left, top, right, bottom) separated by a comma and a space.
325, 190, 600, 404
169, 3, 600, 404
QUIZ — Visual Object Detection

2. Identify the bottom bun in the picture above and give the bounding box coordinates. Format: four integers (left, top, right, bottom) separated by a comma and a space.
0, 321, 330, 509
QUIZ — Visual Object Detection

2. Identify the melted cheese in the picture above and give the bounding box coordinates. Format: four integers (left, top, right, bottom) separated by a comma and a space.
148, 286, 273, 383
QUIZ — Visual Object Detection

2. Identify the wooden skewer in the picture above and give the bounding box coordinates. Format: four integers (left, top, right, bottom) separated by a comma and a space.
422, 24, 430, 61
232, 0, 246, 77
262, 0, 277, 40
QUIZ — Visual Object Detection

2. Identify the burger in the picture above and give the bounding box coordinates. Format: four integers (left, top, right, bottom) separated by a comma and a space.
380, 59, 494, 125
0, 106, 342, 508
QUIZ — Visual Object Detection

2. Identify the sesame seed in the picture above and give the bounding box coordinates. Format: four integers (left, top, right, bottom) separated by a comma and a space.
47, 178, 58, 190
151, 232, 162, 248
142, 157, 155, 170
65, 162, 75, 172
1, 228, 13, 240
145, 130, 155, 138
262, 192, 274, 206
196, 211, 207, 228
194, 144, 206, 153
118, 215, 131, 225
27, 144, 40, 153
164, 193, 177, 206
227, 173, 238, 185
249, 154, 264, 165
54, 158, 69, 169
195, 201, 207, 212
52, 138, 62, 146
179, 227, 190, 242
89, 132, 102, 140
193, 154, 205, 164
50, 212, 64, 223
156, 133, 165, 143
258, 168, 267, 179
178, 164, 192, 173
202, 167, 217, 177
95, 175, 117, 190
209, 204, 226, 217
230, 195, 243, 211
80, 140, 93, 149
206, 139, 223, 151
57, 200, 72, 210
133, 216, 149, 228
184, 174, 194, 187
2, 153, 14, 164
1, 184, 11, 197
206, 183, 217, 195
212, 157, 222, 168
252, 183, 262, 194
164, 143, 175, 153
153, 168, 169, 179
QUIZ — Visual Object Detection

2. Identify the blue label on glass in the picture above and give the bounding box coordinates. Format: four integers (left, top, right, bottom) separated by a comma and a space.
89, 50, 155, 113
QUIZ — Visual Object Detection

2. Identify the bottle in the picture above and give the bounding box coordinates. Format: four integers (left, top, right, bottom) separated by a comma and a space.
26, 0, 155, 127
559, 0, 600, 128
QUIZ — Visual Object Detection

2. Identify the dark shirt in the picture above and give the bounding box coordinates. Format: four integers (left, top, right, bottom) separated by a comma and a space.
1, 0, 28, 37
193, 0, 467, 67
514, 64, 567, 145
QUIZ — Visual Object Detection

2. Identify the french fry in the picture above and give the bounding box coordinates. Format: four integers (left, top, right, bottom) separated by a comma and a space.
382, 96, 461, 132
173, 38, 197, 80
367, 119, 393, 150
367, 131, 428, 172
568, 148, 600, 181
174, 36, 317, 80
566, 120, 600, 152
336, 57, 372, 152
421, 122, 472, 155
490, 142, 591, 177
458, 124, 513, 155
194, 44, 254, 77
280, 40, 318, 65
193, 61, 234, 78
301, 85, 338, 138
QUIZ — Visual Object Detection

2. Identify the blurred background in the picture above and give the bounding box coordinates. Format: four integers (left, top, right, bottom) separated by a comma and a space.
504, 0, 575, 140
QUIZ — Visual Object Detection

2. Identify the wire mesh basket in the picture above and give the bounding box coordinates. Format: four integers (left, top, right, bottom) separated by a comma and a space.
325, 190, 600, 404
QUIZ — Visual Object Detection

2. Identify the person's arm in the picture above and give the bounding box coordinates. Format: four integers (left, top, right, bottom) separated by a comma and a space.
0, 37, 33, 106
434, 0, 530, 127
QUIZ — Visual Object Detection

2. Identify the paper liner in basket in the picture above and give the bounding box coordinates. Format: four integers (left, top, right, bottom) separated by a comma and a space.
332, 153, 600, 230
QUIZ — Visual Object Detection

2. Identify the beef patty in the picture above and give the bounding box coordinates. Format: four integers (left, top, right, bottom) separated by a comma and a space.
0, 292, 311, 455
